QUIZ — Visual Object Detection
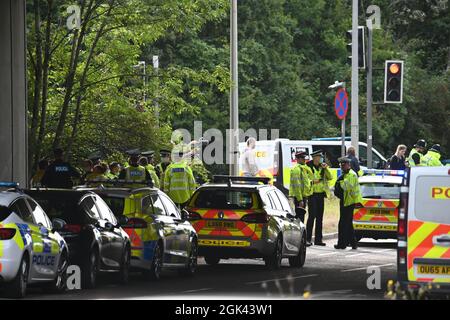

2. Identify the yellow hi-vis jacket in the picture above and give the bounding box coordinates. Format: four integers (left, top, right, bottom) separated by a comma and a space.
145, 164, 160, 188
309, 164, 333, 197
422, 151, 443, 167
407, 148, 424, 167
163, 162, 196, 204
289, 163, 313, 201
335, 170, 363, 207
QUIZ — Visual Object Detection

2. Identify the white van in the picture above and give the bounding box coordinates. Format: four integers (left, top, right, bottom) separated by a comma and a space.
397, 166, 450, 295
238, 138, 387, 193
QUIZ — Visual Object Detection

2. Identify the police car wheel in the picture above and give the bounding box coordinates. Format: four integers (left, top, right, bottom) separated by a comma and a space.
117, 247, 130, 284
265, 236, 283, 270
180, 239, 198, 276
204, 255, 220, 266
147, 241, 163, 280
7, 255, 29, 298
44, 252, 68, 293
82, 250, 99, 289
289, 234, 306, 268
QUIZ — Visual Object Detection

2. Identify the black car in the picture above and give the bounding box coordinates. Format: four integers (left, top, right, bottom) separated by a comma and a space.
25, 189, 132, 289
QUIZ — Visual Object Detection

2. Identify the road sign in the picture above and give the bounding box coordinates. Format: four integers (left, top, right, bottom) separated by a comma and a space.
334, 88, 349, 120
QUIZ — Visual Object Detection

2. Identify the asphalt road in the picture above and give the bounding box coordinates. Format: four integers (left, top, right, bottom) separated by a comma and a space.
15, 237, 397, 300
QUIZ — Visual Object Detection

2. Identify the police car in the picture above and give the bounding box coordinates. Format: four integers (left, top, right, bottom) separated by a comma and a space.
353, 170, 404, 241
185, 176, 307, 269
0, 182, 68, 298
75, 180, 198, 280
397, 167, 450, 297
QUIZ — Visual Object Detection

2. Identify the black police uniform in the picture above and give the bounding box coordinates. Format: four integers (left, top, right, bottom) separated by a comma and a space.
41, 159, 81, 188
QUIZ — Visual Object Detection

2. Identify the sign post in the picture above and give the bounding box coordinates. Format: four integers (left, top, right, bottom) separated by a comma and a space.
335, 88, 349, 157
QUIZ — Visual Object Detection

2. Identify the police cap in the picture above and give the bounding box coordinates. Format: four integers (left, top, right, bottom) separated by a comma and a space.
429, 144, 441, 153
295, 151, 308, 159
310, 150, 323, 157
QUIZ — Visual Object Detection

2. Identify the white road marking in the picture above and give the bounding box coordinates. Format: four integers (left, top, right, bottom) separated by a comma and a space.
340, 263, 394, 273
246, 274, 319, 285
181, 288, 213, 293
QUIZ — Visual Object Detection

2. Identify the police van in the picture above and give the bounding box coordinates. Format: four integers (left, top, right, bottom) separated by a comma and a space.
238, 138, 387, 193
397, 167, 450, 295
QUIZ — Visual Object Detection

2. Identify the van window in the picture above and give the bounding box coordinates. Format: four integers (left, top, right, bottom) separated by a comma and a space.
359, 146, 384, 169
415, 176, 450, 225
312, 144, 341, 168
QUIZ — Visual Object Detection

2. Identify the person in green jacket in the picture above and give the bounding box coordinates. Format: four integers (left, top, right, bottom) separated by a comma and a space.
306, 150, 333, 246
139, 154, 160, 189
422, 144, 443, 166
289, 151, 313, 223
163, 150, 196, 208
407, 139, 427, 167
334, 157, 363, 250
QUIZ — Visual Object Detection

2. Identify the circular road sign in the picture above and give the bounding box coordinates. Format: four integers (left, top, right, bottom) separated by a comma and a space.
334, 88, 348, 120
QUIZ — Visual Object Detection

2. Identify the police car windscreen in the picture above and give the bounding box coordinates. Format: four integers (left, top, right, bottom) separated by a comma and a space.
360, 183, 400, 199
194, 189, 259, 210
32, 196, 85, 224
0, 205, 12, 222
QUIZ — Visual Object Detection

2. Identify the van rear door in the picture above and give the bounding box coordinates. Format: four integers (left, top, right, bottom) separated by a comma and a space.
407, 167, 450, 284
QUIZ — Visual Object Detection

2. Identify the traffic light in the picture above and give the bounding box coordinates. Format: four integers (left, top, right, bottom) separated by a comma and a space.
384, 60, 404, 103
346, 26, 366, 69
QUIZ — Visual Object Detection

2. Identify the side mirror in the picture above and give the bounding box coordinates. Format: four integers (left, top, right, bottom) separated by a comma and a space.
52, 218, 67, 232
117, 215, 129, 226
181, 209, 189, 221
286, 213, 296, 220
104, 221, 115, 230
121, 217, 148, 229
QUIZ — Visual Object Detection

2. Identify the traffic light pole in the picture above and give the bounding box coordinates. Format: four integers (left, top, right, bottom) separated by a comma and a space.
351, 0, 359, 157
229, 0, 239, 176
366, 21, 373, 169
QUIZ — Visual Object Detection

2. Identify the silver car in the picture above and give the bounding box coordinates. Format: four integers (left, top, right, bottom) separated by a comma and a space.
0, 183, 68, 298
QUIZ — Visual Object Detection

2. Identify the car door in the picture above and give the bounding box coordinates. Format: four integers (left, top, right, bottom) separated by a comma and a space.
26, 198, 59, 280
274, 189, 302, 253
267, 190, 293, 254
94, 195, 125, 268
159, 193, 189, 264
80, 196, 112, 268
149, 193, 178, 264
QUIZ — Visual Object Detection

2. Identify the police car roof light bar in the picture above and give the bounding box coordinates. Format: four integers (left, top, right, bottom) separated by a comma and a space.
0, 182, 20, 189
213, 175, 270, 186
85, 179, 154, 188
362, 169, 406, 177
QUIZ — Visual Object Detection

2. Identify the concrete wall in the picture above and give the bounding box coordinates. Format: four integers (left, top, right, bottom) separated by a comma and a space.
0, 0, 28, 187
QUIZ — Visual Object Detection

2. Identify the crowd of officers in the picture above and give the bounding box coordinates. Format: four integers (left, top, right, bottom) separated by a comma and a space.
31, 145, 210, 209
289, 139, 445, 250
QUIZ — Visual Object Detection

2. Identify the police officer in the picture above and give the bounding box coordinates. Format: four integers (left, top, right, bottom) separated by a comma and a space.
156, 149, 171, 190
163, 148, 196, 208
306, 150, 332, 246
31, 159, 49, 187
119, 151, 153, 187
107, 162, 121, 179
41, 148, 81, 188
139, 152, 160, 188
334, 157, 363, 250
422, 144, 443, 166
289, 151, 313, 223
407, 139, 427, 167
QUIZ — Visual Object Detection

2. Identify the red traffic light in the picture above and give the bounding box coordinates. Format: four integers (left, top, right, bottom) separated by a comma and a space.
389, 63, 400, 74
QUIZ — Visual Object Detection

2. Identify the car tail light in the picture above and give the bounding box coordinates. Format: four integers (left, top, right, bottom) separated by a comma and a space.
63, 224, 83, 233
241, 212, 269, 223
398, 248, 407, 265
187, 212, 202, 221
398, 189, 408, 238
0, 228, 16, 240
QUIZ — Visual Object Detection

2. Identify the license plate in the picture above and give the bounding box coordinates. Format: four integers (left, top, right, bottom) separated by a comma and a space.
416, 264, 450, 275
206, 220, 236, 228
369, 208, 391, 215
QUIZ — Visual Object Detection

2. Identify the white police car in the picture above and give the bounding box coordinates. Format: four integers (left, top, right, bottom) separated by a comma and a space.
0, 182, 68, 298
